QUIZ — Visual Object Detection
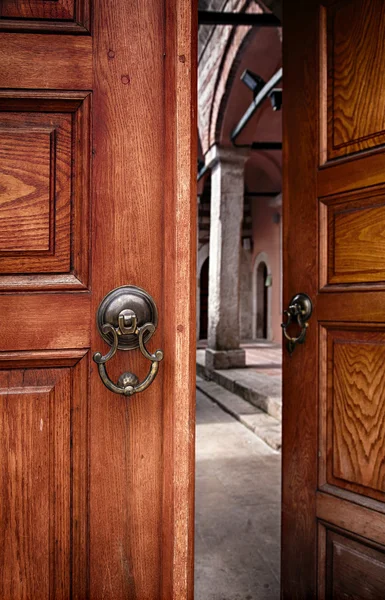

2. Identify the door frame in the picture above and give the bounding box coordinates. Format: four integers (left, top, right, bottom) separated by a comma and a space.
161, 1, 197, 597
281, 1, 320, 596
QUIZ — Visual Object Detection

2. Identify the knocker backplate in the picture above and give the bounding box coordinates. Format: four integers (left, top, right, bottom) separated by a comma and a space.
290, 293, 312, 322
96, 285, 158, 350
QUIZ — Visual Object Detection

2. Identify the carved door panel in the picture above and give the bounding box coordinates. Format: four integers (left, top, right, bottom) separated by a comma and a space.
0, 2, 196, 599
282, 0, 385, 597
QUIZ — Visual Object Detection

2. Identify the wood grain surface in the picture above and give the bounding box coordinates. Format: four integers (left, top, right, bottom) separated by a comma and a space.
0, 363, 88, 599
0, 129, 51, 252
317, 491, 385, 540
0, 113, 70, 272
326, 529, 385, 599
161, 0, 197, 598
0, 0, 91, 33
0, 0, 196, 597
0, 293, 90, 351
326, 0, 385, 159
331, 332, 385, 496
90, 0, 196, 598
0, 0, 74, 19
90, 1, 165, 596
285, 0, 385, 597
282, 1, 319, 597
0, 35, 92, 90
0, 91, 90, 290
320, 186, 385, 286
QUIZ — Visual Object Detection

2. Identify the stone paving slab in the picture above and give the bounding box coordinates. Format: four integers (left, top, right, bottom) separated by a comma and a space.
196, 377, 281, 451
195, 389, 281, 600
197, 348, 282, 422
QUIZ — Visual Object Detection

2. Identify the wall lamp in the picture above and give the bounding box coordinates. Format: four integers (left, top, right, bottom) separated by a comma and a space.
240, 69, 266, 97
240, 70, 282, 111
269, 88, 282, 111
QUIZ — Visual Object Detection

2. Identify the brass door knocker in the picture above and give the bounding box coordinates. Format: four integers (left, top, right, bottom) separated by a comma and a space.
93, 286, 163, 396
281, 293, 313, 356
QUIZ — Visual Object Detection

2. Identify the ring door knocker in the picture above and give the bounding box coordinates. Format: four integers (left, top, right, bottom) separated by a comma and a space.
93, 285, 164, 396
281, 293, 313, 356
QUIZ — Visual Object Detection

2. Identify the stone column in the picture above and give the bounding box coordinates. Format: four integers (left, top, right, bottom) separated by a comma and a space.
205, 145, 248, 370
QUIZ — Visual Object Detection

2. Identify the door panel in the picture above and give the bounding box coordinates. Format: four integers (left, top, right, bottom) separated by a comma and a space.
0, 0, 91, 33
320, 526, 385, 600
320, 326, 385, 500
325, 0, 385, 161
320, 186, 385, 287
1, 0, 75, 20
0, 356, 89, 599
1, 36, 92, 89
0, 1, 196, 598
0, 92, 90, 287
283, 0, 385, 597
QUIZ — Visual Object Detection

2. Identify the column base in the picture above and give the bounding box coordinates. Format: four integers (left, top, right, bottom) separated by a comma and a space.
205, 348, 246, 370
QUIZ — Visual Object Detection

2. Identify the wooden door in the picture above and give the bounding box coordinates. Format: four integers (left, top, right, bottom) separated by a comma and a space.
282, 0, 385, 597
0, 2, 196, 598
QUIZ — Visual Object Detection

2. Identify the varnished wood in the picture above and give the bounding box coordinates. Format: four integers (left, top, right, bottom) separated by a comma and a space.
90, 0, 196, 597
320, 185, 385, 285
0, 91, 90, 290
90, 1, 165, 595
0, 294, 90, 350
325, 527, 385, 599
317, 294, 385, 321
0, 35, 92, 90
327, 328, 385, 500
0, 0, 91, 33
325, 0, 385, 161
0, 128, 51, 251
161, 0, 197, 598
71, 354, 90, 600
282, 1, 319, 597
319, 324, 385, 513
0, 0, 196, 597
0, 0, 74, 19
0, 13, 92, 598
284, 0, 385, 596
0, 360, 88, 599
318, 152, 385, 197
0, 349, 87, 369
316, 492, 385, 546
0, 113, 70, 270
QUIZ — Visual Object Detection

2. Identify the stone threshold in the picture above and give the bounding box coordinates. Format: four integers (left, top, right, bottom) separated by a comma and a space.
196, 351, 282, 422
196, 376, 281, 451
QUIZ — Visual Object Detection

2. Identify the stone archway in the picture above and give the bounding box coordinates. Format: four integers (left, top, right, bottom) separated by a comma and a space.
197, 243, 210, 339
199, 257, 210, 340
252, 252, 272, 340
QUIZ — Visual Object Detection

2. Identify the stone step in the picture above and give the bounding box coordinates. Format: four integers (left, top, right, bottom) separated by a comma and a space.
196, 355, 282, 422
196, 376, 281, 451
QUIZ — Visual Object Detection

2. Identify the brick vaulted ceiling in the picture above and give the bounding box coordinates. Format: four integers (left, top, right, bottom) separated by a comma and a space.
198, 0, 282, 154
198, 0, 282, 19
198, 0, 282, 198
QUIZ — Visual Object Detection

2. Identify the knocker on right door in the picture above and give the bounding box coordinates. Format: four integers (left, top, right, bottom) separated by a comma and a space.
281, 293, 313, 356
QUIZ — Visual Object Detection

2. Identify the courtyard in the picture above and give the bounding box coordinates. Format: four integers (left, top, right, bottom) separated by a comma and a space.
195, 387, 281, 600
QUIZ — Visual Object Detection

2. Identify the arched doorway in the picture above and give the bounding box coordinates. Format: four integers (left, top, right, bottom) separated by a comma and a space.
256, 262, 268, 339
199, 257, 209, 340
252, 252, 271, 340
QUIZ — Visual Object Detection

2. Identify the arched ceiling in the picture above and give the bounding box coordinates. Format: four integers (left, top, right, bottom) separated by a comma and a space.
198, 0, 282, 18
198, 0, 282, 193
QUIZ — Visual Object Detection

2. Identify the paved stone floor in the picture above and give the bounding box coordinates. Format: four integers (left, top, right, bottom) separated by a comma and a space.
195, 389, 281, 600
197, 342, 282, 424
